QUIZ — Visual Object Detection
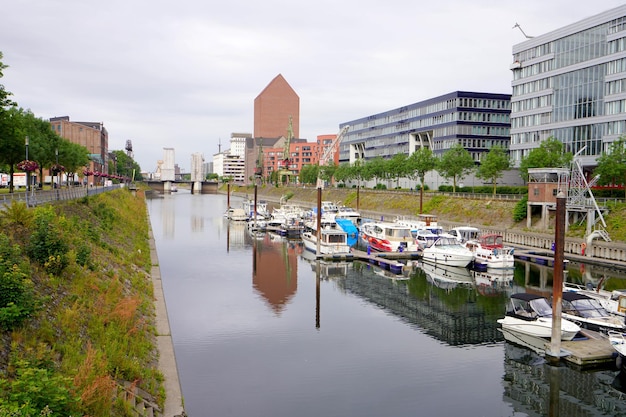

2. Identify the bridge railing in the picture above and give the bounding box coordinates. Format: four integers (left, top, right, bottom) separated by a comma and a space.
0, 185, 122, 207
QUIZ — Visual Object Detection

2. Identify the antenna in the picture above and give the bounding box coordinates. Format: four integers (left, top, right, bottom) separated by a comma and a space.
513, 23, 533, 39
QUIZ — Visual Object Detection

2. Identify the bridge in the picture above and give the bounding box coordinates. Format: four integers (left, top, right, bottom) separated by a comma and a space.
147, 149, 218, 194
144, 180, 218, 194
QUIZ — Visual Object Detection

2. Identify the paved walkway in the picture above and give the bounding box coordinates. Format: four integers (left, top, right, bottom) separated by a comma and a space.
149, 226, 186, 416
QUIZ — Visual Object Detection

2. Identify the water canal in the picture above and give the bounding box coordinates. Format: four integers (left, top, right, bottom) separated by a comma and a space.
147, 190, 626, 417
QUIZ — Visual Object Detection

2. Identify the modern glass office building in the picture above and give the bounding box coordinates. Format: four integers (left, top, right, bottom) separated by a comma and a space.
510, 5, 626, 170
338, 91, 511, 164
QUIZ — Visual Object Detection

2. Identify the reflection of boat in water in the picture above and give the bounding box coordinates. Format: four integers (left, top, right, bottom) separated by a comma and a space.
472, 268, 514, 296
498, 293, 581, 355
300, 249, 349, 279
420, 261, 473, 290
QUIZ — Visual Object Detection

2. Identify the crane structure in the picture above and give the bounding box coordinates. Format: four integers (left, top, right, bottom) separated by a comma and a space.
277, 116, 295, 185
316, 125, 350, 188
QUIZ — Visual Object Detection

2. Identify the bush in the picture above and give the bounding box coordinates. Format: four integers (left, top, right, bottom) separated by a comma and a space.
513, 196, 528, 222
374, 183, 387, 190
0, 359, 78, 415
27, 207, 69, 274
0, 234, 35, 330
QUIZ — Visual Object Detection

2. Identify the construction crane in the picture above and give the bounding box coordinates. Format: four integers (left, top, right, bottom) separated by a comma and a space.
316, 125, 350, 188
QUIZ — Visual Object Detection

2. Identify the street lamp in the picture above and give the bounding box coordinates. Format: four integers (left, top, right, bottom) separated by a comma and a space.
25, 136, 29, 193
55, 148, 59, 189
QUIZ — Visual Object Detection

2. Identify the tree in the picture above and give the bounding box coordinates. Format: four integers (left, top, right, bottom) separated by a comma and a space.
365, 157, 387, 188
0, 51, 16, 109
298, 164, 319, 185
387, 153, 409, 188
518, 137, 573, 181
594, 137, 626, 199
407, 147, 437, 213
476, 145, 511, 196
0, 107, 25, 192
436, 144, 475, 192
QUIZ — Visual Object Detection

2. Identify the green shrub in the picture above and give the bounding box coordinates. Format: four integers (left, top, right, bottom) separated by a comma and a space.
513, 196, 528, 222
27, 207, 69, 273
0, 360, 78, 415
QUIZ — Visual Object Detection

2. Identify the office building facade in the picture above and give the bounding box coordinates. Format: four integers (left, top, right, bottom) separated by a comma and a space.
339, 91, 511, 164
510, 5, 626, 170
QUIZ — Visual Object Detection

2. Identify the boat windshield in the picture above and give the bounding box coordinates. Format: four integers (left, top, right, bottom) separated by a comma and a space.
565, 298, 610, 318
529, 298, 553, 317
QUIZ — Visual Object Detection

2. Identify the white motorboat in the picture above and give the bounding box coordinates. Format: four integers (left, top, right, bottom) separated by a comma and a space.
563, 281, 626, 318
497, 293, 581, 341
464, 233, 515, 269
224, 207, 248, 221
242, 198, 270, 219
360, 221, 418, 252
335, 205, 361, 225
608, 332, 626, 366
420, 236, 474, 267
395, 214, 442, 236
445, 226, 481, 243
561, 291, 626, 333
415, 229, 439, 250
301, 223, 351, 255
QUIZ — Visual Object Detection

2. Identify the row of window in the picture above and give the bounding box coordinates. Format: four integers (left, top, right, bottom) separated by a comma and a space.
512, 77, 552, 96
605, 98, 626, 114
511, 112, 551, 128
605, 78, 626, 95
457, 112, 510, 123
609, 16, 626, 34
351, 111, 510, 140
511, 95, 552, 112
360, 98, 510, 129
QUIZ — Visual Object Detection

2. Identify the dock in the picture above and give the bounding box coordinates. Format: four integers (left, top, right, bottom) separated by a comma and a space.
317, 249, 421, 274
561, 330, 618, 368
513, 248, 569, 267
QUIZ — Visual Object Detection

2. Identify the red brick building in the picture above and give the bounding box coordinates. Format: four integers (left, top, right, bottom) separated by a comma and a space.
254, 74, 300, 139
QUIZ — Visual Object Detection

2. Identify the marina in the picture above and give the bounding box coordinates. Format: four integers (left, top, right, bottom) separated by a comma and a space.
149, 191, 626, 416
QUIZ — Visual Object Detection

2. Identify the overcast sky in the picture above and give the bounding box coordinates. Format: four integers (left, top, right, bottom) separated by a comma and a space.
2, 1, 624, 172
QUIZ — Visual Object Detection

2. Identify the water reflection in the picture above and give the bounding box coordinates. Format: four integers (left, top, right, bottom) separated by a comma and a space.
251, 233, 301, 315
502, 343, 626, 416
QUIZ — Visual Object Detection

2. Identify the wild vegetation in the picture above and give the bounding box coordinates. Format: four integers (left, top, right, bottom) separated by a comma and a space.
0, 189, 159, 416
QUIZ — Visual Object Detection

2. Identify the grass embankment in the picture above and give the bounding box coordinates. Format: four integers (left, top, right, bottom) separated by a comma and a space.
0, 188, 160, 416
229, 184, 626, 242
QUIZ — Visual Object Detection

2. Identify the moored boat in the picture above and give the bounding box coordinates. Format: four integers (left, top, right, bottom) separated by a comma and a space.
421, 236, 474, 267
302, 225, 351, 255
560, 291, 626, 333
464, 233, 515, 270
360, 221, 418, 252
563, 281, 626, 318
497, 293, 581, 349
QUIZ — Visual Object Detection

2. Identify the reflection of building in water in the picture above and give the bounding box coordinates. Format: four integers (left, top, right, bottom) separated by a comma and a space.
503, 342, 626, 415
162, 195, 175, 240
337, 264, 503, 345
190, 196, 204, 232
252, 235, 300, 314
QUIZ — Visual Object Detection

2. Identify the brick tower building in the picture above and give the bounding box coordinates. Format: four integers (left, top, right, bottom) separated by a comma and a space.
253, 74, 300, 139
